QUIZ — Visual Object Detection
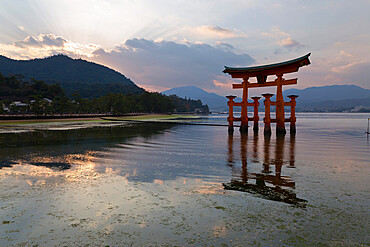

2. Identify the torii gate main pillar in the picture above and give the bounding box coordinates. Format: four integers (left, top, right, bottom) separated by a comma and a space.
275, 74, 286, 134
240, 78, 249, 132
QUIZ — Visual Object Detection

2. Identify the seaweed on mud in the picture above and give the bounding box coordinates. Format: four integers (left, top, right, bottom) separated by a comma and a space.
223, 181, 307, 207
30, 162, 72, 170
0, 161, 14, 169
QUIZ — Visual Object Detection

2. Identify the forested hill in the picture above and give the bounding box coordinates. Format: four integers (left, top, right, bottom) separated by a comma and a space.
0, 73, 209, 115
0, 54, 145, 98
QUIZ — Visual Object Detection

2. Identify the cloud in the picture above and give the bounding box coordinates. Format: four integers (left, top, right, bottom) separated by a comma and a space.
262, 26, 290, 38
0, 34, 255, 93
330, 61, 361, 73
297, 54, 370, 90
202, 26, 234, 36
338, 50, 353, 58
0, 34, 100, 59
216, 41, 234, 50
278, 37, 304, 48
92, 38, 255, 92
187, 25, 248, 39
322, 50, 369, 87
262, 27, 305, 52
328, 61, 370, 88
14, 34, 67, 48
212, 76, 235, 90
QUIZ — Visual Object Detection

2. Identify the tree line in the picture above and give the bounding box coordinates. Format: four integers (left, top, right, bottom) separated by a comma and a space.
0, 73, 209, 115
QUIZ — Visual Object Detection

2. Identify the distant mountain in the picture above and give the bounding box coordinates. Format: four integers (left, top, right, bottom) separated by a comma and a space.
283, 85, 370, 103
283, 85, 370, 112
163, 85, 370, 113
0, 54, 145, 98
162, 86, 238, 111
296, 97, 370, 112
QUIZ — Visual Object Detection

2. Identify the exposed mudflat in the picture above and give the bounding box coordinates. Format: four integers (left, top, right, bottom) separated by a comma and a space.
0, 121, 131, 134
1, 113, 369, 246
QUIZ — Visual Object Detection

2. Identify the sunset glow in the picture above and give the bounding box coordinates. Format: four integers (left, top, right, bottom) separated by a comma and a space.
0, 0, 369, 93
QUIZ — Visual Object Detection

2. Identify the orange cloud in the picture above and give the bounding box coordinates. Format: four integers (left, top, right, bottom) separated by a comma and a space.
261, 26, 290, 38
187, 25, 248, 39
278, 37, 304, 48
212, 77, 234, 90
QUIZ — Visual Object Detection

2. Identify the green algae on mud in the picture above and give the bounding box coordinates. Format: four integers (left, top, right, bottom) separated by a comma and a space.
0, 114, 200, 126
0, 118, 104, 125
0, 114, 201, 134
102, 114, 202, 121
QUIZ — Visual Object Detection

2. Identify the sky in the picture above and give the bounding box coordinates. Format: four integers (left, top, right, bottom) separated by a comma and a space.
0, 0, 369, 96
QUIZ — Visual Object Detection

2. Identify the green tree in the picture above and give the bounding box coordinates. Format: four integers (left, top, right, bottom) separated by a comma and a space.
0, 100, 5, 114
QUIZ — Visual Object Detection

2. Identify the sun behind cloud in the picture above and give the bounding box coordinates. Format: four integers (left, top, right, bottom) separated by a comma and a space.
0, 34, 100, 59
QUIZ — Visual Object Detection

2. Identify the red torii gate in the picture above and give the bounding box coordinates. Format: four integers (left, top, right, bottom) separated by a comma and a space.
223, 53, 311, 135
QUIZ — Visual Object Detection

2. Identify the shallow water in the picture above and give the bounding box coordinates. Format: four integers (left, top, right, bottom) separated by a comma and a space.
0, 113, 369, 246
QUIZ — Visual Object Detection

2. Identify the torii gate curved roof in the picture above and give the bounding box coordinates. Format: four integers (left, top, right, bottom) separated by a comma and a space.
223, 53, 311, 78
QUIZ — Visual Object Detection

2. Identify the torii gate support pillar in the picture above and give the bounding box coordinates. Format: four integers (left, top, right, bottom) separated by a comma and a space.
251, 96, 261, 133
288, 95, 298, 135
262, 93, 273, 136
226, 95, 236, 134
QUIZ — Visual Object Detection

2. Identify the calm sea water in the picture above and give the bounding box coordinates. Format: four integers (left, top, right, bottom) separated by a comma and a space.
0, 113, 369, 246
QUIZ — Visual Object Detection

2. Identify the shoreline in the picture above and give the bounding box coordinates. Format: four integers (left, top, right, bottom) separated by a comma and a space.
0, 113, 203, 123
0, 113, 147, 121
0, 114, 201, 127
0, 114, 170, 124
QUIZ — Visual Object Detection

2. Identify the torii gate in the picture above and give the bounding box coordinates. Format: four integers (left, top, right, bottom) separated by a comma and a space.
223, 53, 311, 135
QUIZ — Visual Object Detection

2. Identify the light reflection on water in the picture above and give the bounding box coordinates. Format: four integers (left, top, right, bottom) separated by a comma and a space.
0, 113, 369, 246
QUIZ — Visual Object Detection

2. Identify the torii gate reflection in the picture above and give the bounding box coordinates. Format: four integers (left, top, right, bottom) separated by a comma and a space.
224, 133, 306, 207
